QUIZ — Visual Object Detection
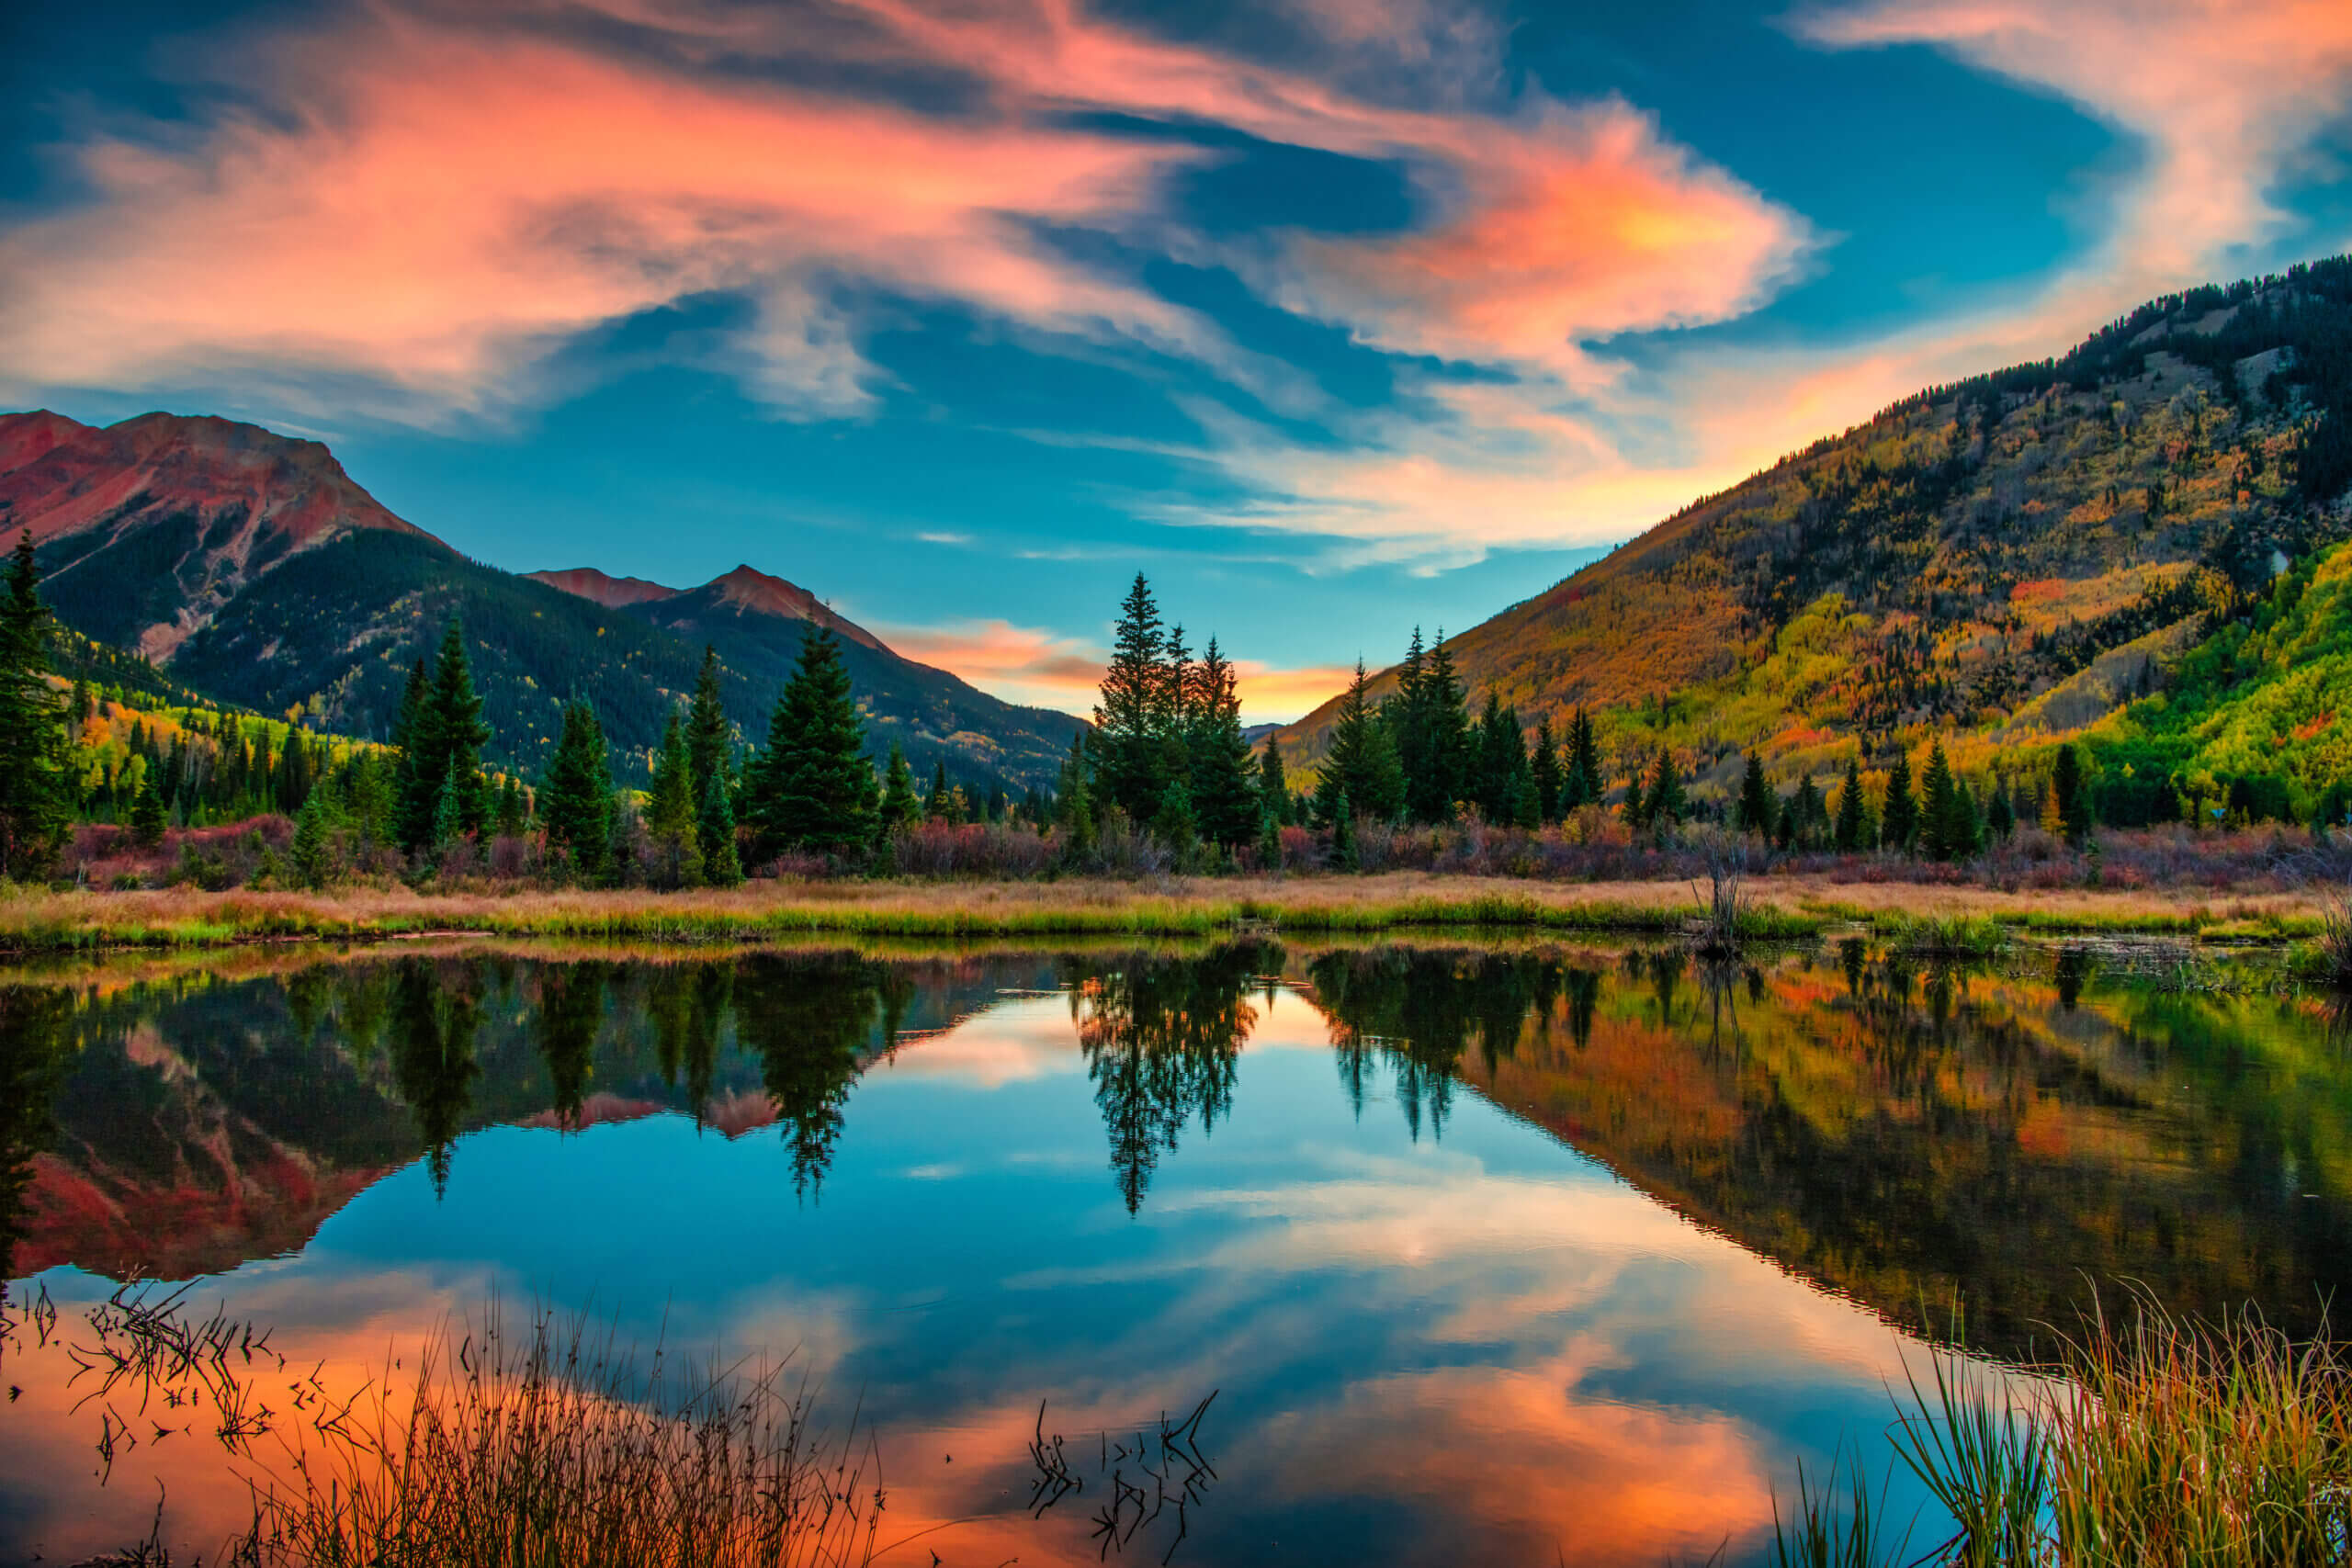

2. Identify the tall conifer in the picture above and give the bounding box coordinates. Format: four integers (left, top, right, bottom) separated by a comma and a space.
745, 629, 876, 857
1880, 747, 1919, 852
0, 532, 68, 877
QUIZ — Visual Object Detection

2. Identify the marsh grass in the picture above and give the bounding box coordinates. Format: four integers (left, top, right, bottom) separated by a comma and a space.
0, 877, 1834, 953
1776, 1299, 2352, 1567
238, 1307, 886, 1568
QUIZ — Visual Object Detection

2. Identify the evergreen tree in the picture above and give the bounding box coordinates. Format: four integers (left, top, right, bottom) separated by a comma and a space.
1643, 751, 1686, 834
646, 709, 706, 888
1315, 661, 1406, 824
1798, 773, 1827, 845
1392, 628, 1470, 824
494, 776, 526, 838
1472, 691, 1527, 823
0, 532, 68, 878
1328, 787, 1357, 871
926, 761, 950, 820
1880, 747, 1919, 852
1186, 637, 1259, 852
1834, 754, 1866, 852
1256, 736, 1291, 826
684, 647, 729, 796
1095, 573, 1174, 821
1920, 741, 1959, 860
877, 742, 920, 836
291, 789, 333, 889
1149, 777, 1198, 856
1564, 708, 1603, 812
1986, 780, 2016, 839
1949, 779, 1984, 859
1531, 717, 1564, 823
130, 762, 166, 848
398, 623, 491, 853
2052, 744, 2090, 845
1054, 730, 1096, 860
1736, 752, 1774, 838
700, 772, 743, 886
429, 760, 465, 859
1258, 805, 1283, 871
539, 700, 614, 878
744, 629, 876, 857
684, 645, 733, 866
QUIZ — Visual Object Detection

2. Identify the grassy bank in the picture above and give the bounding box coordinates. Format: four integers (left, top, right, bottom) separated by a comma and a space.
1, 873, 2344, 955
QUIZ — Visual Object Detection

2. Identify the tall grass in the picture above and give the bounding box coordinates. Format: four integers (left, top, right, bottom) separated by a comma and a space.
1776, 1299, 2352, 1567
240, 1307, 885, 1568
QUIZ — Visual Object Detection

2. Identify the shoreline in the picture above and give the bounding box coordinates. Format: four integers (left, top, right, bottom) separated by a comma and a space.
0, 872, 2329, 955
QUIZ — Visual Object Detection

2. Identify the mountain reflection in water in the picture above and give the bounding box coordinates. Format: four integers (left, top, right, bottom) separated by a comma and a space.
2, 939, 2346, 1565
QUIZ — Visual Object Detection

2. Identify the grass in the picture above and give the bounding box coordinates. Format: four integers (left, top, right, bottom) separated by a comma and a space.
1, 871, 2337, 957
0, 876, 1836, 953
238, 1305, 887, 1568
1776, 1297, 2352, 1567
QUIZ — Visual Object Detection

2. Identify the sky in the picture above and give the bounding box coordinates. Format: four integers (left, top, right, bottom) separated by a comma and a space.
3, 0, 2351, 722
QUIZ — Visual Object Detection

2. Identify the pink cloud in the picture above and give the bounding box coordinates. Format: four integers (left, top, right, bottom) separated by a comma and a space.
0, 0, 1810, 444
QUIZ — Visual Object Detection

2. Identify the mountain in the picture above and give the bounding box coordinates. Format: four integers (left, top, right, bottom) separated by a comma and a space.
0, 411, 1083, 785
523, 567, 679, 608
1279, 255, 2352, 808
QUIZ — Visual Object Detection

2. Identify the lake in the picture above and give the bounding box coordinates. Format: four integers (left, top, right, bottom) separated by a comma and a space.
4, 936, 2347, 1565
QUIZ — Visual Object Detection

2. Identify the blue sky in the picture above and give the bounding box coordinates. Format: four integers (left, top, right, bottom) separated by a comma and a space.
3, 0, 2348, 718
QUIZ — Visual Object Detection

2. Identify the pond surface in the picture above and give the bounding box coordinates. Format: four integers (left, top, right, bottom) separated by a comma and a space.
3, 937, 2348, 1565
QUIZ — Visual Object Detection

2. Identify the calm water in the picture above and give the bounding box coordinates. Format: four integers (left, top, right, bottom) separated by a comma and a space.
3, 938, 2348, 1565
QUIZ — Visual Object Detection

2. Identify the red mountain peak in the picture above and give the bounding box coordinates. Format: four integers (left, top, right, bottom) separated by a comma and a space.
526, 566, 681, 608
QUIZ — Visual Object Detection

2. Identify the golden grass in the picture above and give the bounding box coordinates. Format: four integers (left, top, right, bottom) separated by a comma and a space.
0, 873, 2335, 956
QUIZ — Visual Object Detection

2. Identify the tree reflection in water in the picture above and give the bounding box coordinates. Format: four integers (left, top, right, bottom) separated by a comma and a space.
0, 985, 71, 1280
732, 953, 899, 1200
389, 961, 481, 1199
1068, 942, 1274, 1213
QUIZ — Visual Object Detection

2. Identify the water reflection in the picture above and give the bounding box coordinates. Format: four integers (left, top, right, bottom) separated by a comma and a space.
3, 938, 2348, 1563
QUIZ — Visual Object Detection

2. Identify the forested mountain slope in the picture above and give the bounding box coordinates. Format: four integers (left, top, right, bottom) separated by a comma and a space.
1280, 255, 2352, 811
0, 411, 1080, 786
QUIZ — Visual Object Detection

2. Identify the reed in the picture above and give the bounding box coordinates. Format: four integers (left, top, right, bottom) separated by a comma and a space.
238, 1306, 884, 1568
1775, 1298, 2352, 1567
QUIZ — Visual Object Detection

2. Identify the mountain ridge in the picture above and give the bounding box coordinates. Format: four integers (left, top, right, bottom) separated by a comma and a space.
1277, 254, 2352, 808
0, 409, 1082, 786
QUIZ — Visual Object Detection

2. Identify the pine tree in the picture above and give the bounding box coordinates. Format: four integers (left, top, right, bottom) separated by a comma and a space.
429, 760, 465, 859
1149, 777, 1198, 857
2052, 744, 2090, 845
701, 771, 743, 886
744, 629, 876, 857
1054, 730, 1096, 861
1186, 637, 1259, 852
1095, 573, 1173, 821
1316, 661, 1405, 824
684, 645, 733, 867
495, 776, 526, 838
877, 742, 920, 836
1920, 741, 1959, 861
1531, 717, 1563, 823
1986, 780, 2016, 839
130, 762, 167, 848
1949, 779, 1984, 859
1736, 752, 1774, 838
1880, 747, 1918, 852
1391, 628, 1470, 824
926, 761, 949, 820
1792, 773, 1826, 849
0, 532, 68, 878
1258, 805, 1283, 871
399, 623, 491, 852
1643, 751, 1686, 834
646, 709, 706, 889
1564, 708, 1602, 812
1257, 736, 1291, 826
1473, 690, 1525, 823
1328, 786, 1357, 871
539, 700, 614, 879
291, 788, 333, 889
1834, 754, 1866, 851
